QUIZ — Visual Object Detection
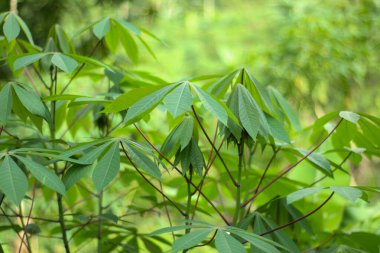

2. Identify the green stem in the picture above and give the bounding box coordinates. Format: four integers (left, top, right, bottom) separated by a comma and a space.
185, 168, 193, 234
97, 191, 103, 253
232, 141, 244, 225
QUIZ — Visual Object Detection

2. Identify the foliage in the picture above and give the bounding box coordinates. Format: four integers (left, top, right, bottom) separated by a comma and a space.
0, 8, 379, 253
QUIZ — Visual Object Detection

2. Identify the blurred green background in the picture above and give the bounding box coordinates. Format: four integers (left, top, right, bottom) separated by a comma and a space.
2, 0, 379, 117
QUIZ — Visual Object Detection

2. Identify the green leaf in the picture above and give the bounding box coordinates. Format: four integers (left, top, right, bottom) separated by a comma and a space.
215, 230, 246, 253
0, 156, 28, 205
54, 25, 74, 54
149, 225, 204, 236
189, 139, 205, 176
12, 84, 48, 119
192, 84, 228, 126
161, 117, 194, 157
286, 187, 326, 204
297, 149, 332, 176
67, 54, 114, 72
3, 13, 20, 41
51, 53, 78, 74
124, 84, 178, 124
269, 87, 301, 131
267, 115, 290, 143
14, 14, 34, 45
78, 142, 112, 164
226, 227, 287, 253
123, 141, 161, 180
164, 82, 193, 118
142, 238, 162, 253
237, 84, 260, 140
15, 156, 65, 196
114, 18, 141, 35
330, 186, 362, 203
93, 17, 110, 39
0, 84, 13, 123
339, 111, 360, 124
14, 53, 48, 70
62, 165, 92, 190
92, 142, 120, 192
118, 23, 139, 64
172, 229, 213, 252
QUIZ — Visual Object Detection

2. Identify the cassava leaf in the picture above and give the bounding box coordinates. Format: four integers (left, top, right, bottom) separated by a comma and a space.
172, 229, 213, 252
51, 53, 78, 74
215, 230, 246, 253
164, 82, 193, 118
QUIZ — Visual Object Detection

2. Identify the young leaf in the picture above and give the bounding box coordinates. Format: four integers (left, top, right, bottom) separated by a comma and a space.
124, 84, 178, 124
237, 84, 260, 140
93, 17, 111, 39
330, 186, 362, 203
51, 53, 78, 74
192, 84, 228, 126
15, 156, 66, 196
92, 142, 121, 192
339, 111, 360, 124
189, 139, 205, 176
163, 82, 193, 118
123, 141, 161, 180
0, 84, 13, 123
14, 53, 49, 70
215, 230, 246, 253
0, 156, 28, 205
62, 165, 92, 190
171, 229, 213, 252
12, 84, 48, 119
3, 13, 20, 41
286, 187, 326, 204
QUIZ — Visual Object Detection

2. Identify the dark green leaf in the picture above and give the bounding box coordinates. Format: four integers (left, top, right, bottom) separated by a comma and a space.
0, 156, 28, 205
215, 230, 246, 253
62, 165, 92, 190
16, 156, 66, 196
189, 139, 204, 176
237, 84, 260, 140
92, 142, 120, 192
0, 84, 12, 123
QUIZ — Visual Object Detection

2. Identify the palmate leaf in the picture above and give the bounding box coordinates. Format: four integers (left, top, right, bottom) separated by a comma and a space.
14, 53, 48, 70
13, 14, 34, 45
163, 82, 193, 118
0, 156, 28, 205
296, 148, 332, 176
191, 84, 228, 126
92, 142, 121, 192
3, 13, 20, 41
124, 83, 178, 124
215, 230, 246, 253
189, 139, 205, 176
62, 164, 92, 190
171, 229, 214, 252
286, 187, 326, 204
330, 186, 363, 203
15, 156, 66, 196
339, 111, 360, 124
266, 115, 291, 143
117, 21, 139, 64
123, 141, 161, 180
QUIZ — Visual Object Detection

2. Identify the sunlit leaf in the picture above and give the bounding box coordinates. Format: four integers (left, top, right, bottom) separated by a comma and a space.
164, 82, 193, 118
51, 53, 78, 74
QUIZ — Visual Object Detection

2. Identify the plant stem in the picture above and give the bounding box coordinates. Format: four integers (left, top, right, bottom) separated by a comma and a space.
241, 119, 343, 208
185, 167, 193, 234
97, 191, 103, 253
232, 142, 244, 225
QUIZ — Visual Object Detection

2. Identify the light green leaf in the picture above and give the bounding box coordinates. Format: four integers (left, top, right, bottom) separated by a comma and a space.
0, 84, 13, 123
78, 142, 112, 164
14, 14, 34, 45
237, 84, 260, 140
192, 84, 228, 126
118, 23, 139, 64
339, 111, 360, 124
92, 142, 120, 192
164, 82, 193, 118
3, 13, 20, 41
215, 230, 246, 253
267, 115, 290, 143
172, 229, 213, 252
114, 18, 141, 35
43, 94, 86, 102
15, 156, 65, 196
67, 54, 114, 72
62, 165, 92, 190
0, 156, 28, 205
51, 53, 78, 74
93, 17, 110, 39
123, 141, 161, 180
330, 186, 362, 203
14, 53, 48, 70
12, 84, 48, 119
286, 187, 326, 204
124, 84, 178, 124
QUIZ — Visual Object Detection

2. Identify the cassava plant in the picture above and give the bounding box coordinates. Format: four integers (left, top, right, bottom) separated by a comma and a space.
0, 10, 379, 253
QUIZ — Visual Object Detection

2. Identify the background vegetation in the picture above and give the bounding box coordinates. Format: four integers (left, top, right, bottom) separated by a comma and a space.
0, 0, 379, 252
